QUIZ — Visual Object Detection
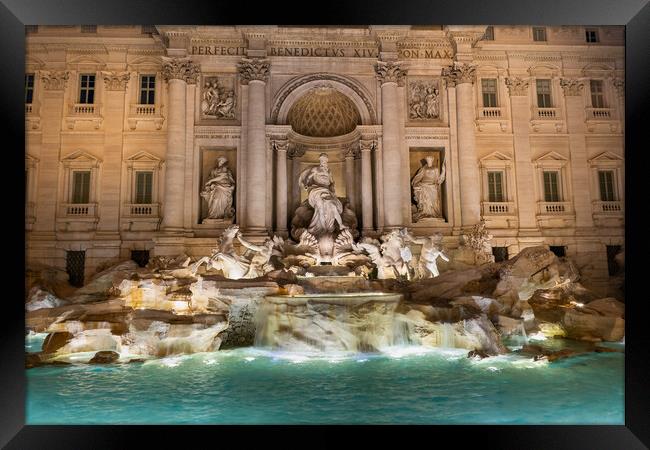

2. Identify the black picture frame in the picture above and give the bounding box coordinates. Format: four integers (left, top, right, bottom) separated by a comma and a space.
2, 0, 648, 447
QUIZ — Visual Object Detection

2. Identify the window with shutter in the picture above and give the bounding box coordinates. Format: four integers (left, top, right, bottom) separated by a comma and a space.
543, 171, 560, 202
487, 171, 504, 202
139, 75, 156, 105
481, 79, 498, 107
135, 171, 153, 204
536, 79, 552, 107
598, 170, 615, 201
72, 171, 91, 204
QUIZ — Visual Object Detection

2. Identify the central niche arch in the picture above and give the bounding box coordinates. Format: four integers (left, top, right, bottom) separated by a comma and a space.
272, 73, 377, 127
287, 84, 361, 137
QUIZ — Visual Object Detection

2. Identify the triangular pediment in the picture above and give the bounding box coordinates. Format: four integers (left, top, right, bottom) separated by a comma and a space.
480, 151, 512, 162
588, 151, 623, 164
61, 150, 102, 164
126, 151, 163, 163
534, 151, 568, 163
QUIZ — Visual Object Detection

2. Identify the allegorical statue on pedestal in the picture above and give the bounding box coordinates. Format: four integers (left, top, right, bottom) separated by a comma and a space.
411, 155, 446, 221
201, 156, 235, 220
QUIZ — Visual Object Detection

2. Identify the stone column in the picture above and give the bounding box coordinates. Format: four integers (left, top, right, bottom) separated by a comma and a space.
506, 77, 539, 233
238, 58, 271, 235
97, 71, 130, 234
359, 139, 375, 234
34, 71, 69, 234
160, 57, 199, 232
375, 60, 407, 228
561, 78, 593, 229
344, 143, 358, 212
443, 62, 480, 228
288, 143, 305, 222
273, 139, 289, 235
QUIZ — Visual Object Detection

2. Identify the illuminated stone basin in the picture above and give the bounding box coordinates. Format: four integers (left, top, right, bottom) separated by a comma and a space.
255, 293, 408, 352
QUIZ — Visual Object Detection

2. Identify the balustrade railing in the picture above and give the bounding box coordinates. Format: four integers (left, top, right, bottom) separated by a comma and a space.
480, 107, 503, 118
123, 203, 159, 217
534, 107, 559, 119
61, 203, 96, 216
594, 200, 622, 213
586, 108, 613, 119
538, 201, 571, 214
481, 201, 514, 215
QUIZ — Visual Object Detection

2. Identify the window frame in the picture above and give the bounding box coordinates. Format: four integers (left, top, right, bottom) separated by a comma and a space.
25, 73, 35, 104
598, 170, 617, 202
71, 170, 92, 204
542, 170, 561, 202
532, 27, 547, 42
78, 73, 96, 104
585, 28, 600, 43
533, 151, 572, 214
58, 151, 102, 216
134, 170, 154, 204
536, 79, 553, 108
487, 170, 505, 202
139, 74, 156, 105
481, 78, 499, 108
589, 79, 607, 108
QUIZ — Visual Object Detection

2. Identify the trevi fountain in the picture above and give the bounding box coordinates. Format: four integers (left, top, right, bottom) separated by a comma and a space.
25, 149, 624, 424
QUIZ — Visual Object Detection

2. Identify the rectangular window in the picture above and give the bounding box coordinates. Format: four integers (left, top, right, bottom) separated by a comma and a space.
598, 170, 616, 201
66, 250, 86, 287
606, 245, 622, 276
25, 73, 35, 104
79, 74, 95, 104
543, 171, 560, 202
585, 28, 599, 43
536, 79, 552, 108
590, 80, 606, 108
492, 246, 508, 262
484, 26, 494, 41
487, 171, 504, 202
139, 75, 156, 105
533, 27, 547, 42
135, 171, 153, 204
481, 78, 498, 107
81, 25, 97, 33
549, 246, 566, 258
71, 171, 91, 204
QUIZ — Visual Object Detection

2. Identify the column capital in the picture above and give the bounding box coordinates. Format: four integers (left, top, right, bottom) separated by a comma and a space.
102, 71, 130, 91
272, 139, 289, 153
505, 76, 530, 96
162, 57, 200, 84
560, 78, 584, 96
287, 142, 305, 159
359, 139, 376, 152
343, 143, 360, 159
374, 60, 407, 86
40, 71, 69, 90
238, 58, 271, 84
441, 62, 476, 86
609, 77, 624, 97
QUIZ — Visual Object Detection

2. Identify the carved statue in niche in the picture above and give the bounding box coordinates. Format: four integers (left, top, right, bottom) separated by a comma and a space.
201, 156, 235, 220
411, 154, 446, 221
290, 152, 358, 263
409, 80, 440, 120
201, 77, 236, 119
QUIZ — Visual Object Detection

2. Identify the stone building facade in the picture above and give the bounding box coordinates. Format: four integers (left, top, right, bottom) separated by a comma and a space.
25, 25, 625, 292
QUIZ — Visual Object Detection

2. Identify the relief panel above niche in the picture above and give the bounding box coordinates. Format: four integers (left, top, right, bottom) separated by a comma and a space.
200, 74, 238, 122
407, 77, 443, 125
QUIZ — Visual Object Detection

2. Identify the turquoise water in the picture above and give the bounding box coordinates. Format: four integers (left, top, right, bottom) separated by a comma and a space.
25, 334, 624, 425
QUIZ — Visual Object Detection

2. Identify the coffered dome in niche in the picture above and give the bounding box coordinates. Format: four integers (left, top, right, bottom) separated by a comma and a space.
287, 84, 361, 137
